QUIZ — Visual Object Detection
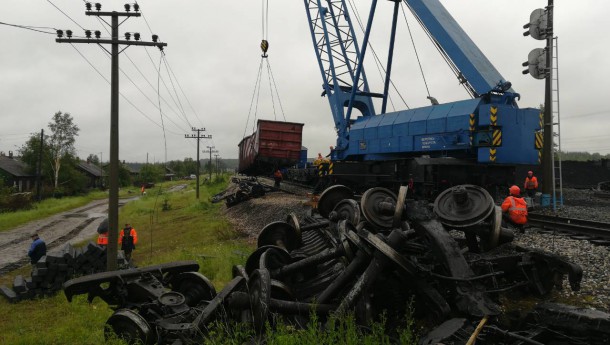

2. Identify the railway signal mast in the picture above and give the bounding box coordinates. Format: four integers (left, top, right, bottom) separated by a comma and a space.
55, 2, 167, 271
522, 0, 557, 208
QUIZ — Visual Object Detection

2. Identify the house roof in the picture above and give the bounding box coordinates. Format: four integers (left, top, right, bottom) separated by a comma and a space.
0, 156, 33, 177
77, 161, 103, 177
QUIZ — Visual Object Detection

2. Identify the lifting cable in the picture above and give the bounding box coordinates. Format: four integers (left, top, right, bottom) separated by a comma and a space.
401, 3, 432, 99
242, 0, 287, 139
401, 0, 476, 98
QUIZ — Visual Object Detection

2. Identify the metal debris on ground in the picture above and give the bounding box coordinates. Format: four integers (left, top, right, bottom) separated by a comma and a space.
211, 176, 274, 207
62, 185, 610, 344
0, 243, 127, 302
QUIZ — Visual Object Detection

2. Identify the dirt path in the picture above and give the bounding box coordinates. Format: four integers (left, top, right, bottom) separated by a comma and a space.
0, 197, 137, 276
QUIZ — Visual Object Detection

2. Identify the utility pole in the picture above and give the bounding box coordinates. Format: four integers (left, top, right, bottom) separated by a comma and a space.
55, 2, 167, 271
36, 129, 44, 201
214, 154, 219, 178
203, 146, 218, 182
185, 128, 211, 199
99, 151, 103, 188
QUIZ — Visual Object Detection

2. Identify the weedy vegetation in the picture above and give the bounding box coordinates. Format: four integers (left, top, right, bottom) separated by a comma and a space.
0, 175, 417, 344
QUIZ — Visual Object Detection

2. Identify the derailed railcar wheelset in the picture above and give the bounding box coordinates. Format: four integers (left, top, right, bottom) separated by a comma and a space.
63, 185, 610, 344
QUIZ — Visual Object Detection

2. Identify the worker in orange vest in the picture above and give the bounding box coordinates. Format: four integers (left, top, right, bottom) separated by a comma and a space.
96, 217, 109, 247
523, 170, 538, 198
273, 169, 283, 188
119, 223, 138, 263
501, 185, 528, 233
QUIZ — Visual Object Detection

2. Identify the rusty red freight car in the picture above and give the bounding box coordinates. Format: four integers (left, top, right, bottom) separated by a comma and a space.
238, 119, 304, 175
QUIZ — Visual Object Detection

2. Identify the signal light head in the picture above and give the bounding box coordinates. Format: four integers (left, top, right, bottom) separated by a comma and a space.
56, 30, 63, 38
85, 30, 92, 38
152, 34, 158, 42
66, 30, 73, 38
94, 30, 101, 39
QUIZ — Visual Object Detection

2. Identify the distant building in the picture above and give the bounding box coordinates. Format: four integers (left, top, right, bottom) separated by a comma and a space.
0, 151, 36, 192
77, 159, 104, 188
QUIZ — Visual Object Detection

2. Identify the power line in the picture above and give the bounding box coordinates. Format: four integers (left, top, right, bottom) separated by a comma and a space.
46, 0, 85, 31
0, 21, 57, 35
69, 43, 181, 135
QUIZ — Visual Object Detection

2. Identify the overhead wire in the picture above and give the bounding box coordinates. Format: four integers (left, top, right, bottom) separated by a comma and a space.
0, 21, 57, 35
95, 45, 189, 134
69, 43, 181, 134
158, 52, 168, 164
134, 0, 213, 148
47, 0, 85, 30
90, 14, 193, 134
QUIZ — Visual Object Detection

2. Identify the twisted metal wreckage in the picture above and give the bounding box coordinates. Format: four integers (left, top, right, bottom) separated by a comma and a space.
64, 185, 610, 344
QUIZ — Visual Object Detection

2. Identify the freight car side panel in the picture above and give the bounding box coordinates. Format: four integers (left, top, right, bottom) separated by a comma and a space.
238, 119, 305, 175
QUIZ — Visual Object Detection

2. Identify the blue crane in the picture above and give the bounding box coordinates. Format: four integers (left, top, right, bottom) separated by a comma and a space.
303, 0, 541, 168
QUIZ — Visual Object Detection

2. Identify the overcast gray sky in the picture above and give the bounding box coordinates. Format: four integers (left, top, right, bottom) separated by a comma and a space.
1, 0, 609, 163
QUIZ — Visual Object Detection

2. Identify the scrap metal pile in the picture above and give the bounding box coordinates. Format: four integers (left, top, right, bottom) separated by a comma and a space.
1, 242, 127, 302
63, 185, 610, 344
211, 176, 272, 207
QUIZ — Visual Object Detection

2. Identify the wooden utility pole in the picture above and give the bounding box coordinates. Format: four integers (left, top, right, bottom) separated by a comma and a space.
214, 154, 220, 178
55, 3, 167, 271
185, 128, 211, 199
36, 129, 44, 201
203, 146, 218, 182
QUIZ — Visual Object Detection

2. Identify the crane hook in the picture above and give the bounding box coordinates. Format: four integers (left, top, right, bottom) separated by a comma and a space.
260, 39, 269, 58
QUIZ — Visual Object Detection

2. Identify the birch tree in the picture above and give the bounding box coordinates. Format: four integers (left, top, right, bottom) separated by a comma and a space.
48, 111, 79, 189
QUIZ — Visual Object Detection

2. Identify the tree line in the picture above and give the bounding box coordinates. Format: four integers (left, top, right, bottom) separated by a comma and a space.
1, 111, 227, 201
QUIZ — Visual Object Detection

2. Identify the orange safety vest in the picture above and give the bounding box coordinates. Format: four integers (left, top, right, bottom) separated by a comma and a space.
501, 196, 528, 225
274, 170, 283, 180
97, 232, 108, 246
119, 228, 138, 245
524, 176, 538, 190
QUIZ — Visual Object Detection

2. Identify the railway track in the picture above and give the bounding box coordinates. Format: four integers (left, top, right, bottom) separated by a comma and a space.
527, 213, 610, 245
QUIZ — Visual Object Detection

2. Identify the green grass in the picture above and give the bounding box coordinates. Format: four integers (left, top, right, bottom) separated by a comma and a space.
0, 186, 142, 232
0, 175, 417, 344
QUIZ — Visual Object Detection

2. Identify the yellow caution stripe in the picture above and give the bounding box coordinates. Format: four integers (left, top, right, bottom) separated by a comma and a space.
490, 106, 498, 126
489, 148, 497, 162
469, 113, 475, 146
535, 132, 544, 149
328, 162, 333, 175
492, 129, 502, 146
539, 111, 544, 129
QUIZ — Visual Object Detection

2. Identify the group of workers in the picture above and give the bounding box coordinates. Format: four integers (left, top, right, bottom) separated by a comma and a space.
28, 222, 138, 267
97, 221, 138, 263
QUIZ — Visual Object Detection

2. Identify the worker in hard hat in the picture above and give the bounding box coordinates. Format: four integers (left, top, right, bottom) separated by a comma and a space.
501, 185, 528, 233
523, 170, 538, 198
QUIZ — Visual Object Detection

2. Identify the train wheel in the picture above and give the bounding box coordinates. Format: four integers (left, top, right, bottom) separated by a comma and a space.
169, 272, 216, 307
434, 185, 494, 228
105, 309, 153, 345
317, 185, 354, 219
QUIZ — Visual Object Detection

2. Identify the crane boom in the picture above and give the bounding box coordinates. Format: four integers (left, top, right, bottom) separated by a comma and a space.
404, 0, 513, 97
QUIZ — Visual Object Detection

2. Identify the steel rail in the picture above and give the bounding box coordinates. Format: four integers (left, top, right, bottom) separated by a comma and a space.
527, 213, 610, 242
